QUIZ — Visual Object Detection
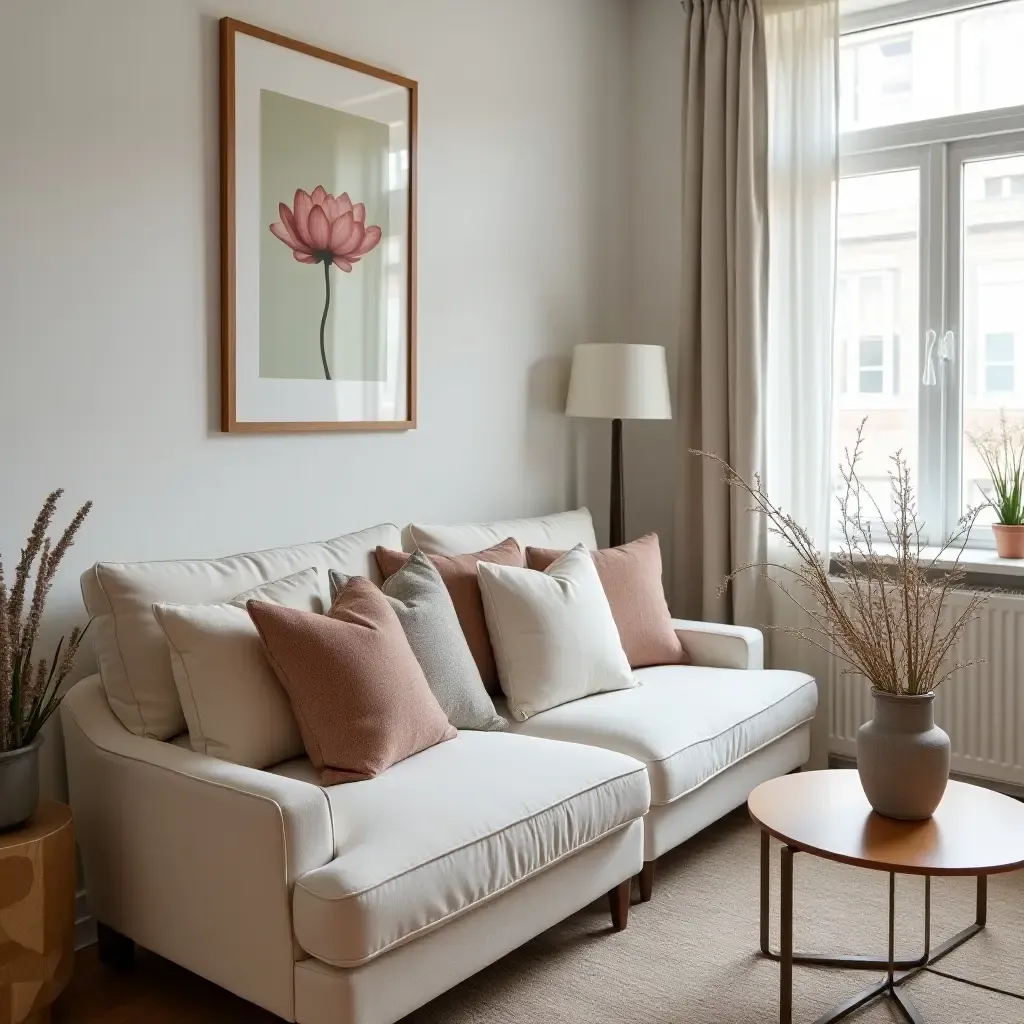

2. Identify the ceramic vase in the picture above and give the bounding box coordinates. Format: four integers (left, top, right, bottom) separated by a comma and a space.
856, 690, 950, 820
0, 737, 42, 831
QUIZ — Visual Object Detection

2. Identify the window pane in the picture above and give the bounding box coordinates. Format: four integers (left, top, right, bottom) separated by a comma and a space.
840, 1, 1024, 132
962, 155, 1024, 526
859, 336, 884, 367
985, 364, 1015, 392
834, 168, 920, 532
986, 332, 1015, 363
860, 369, 885, 393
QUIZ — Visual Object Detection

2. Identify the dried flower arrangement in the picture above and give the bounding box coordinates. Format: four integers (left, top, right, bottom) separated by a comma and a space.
1, 490, 92, 751
694, 421, 989, 696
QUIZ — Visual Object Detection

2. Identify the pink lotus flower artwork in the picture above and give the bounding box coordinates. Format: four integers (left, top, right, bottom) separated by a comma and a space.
270, 186, 383, 381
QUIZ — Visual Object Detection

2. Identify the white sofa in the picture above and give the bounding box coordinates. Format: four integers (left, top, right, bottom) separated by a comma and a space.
61, 508, 817, 1024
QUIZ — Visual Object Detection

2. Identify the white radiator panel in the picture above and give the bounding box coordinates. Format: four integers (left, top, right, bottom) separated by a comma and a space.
829, 590, 1024, 787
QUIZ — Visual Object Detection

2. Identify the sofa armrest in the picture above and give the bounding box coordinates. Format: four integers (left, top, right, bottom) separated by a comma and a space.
671, 619, 764, 671
61, 675, 333, 1020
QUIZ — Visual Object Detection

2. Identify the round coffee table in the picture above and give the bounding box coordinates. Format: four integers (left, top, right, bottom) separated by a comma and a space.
748, 770, 1024, 1024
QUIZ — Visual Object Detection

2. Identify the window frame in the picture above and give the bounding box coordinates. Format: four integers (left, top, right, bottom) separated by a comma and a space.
838, 3, 1024, 549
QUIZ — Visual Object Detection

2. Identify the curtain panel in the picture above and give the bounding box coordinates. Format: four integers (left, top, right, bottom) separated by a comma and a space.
674, 0, 770, 626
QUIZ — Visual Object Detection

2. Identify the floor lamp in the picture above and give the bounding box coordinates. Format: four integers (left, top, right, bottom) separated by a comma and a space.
566, 344, 672, 548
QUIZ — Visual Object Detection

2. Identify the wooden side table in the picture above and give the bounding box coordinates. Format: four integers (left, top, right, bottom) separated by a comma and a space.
0, 802, 75, 1024
749, 770, 1024, 1024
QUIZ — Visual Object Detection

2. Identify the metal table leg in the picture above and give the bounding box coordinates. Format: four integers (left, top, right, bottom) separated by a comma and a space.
760, 830, 929, 972
759, 836, 1024, 1024
780, 845, 793, 1024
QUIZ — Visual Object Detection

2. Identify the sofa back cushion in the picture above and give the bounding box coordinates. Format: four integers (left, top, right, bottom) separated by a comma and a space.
81, 523, 401, 739
407, 507, 597, 556
153, 569, 322, 768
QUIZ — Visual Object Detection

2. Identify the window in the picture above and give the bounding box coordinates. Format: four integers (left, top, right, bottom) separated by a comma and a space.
837, 1, 1024, 546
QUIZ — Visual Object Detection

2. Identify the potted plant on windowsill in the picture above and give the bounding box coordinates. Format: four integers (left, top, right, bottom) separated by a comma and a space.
969, 411, 1024, 559
695, 420, 988, 821
1, 490, 92, 831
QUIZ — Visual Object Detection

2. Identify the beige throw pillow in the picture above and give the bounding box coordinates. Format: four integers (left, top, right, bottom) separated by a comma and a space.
153, 569, 321, 768
477, 545, 635, 721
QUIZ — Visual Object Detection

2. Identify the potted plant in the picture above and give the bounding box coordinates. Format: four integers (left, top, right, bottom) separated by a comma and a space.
969, 411, 1024, 559
1, 490, 92, 831
696, 422, 987, 820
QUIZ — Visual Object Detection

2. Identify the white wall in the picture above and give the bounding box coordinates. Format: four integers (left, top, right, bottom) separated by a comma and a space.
624, 0, 685, 602
0, 0, 629, 793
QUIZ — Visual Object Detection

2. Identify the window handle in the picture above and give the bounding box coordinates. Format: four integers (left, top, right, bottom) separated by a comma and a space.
922, 329, 938, 385
939, 329, 955, 363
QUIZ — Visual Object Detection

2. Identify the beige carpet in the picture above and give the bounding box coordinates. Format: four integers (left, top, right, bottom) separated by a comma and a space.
405, 807, 1024, 1024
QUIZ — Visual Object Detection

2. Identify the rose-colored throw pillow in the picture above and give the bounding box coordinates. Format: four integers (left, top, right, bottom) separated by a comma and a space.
247, 579, 455, 785
375, 538, 524, 693
526, 533, 688, 669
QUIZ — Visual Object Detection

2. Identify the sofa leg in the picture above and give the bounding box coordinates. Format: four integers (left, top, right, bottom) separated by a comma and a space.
608, 880, 630, 932
638, 860, 655, 903
97, 923, 135, 970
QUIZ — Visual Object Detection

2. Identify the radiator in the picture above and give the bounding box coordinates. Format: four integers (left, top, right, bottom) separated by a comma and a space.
828, 589, 1024, 788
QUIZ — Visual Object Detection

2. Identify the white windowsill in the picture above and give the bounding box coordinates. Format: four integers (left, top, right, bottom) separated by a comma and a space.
831, 545, 1024, 577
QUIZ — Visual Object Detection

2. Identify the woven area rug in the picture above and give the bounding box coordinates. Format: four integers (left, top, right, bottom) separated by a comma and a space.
407, 806, 1024, 1024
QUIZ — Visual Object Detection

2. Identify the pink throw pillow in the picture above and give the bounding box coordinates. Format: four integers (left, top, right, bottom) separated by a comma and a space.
526, 533, 688, 669
375, 538, 524, 694
247, 579, 455, 785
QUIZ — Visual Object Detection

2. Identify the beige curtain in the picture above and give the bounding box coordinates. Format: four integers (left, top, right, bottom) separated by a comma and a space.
674, 0, 769, 626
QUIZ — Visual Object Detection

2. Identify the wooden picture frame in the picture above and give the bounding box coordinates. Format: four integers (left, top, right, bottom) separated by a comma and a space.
220, 18, 417, 432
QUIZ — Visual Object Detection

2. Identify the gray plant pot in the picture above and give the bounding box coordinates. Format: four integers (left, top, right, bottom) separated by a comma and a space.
0, 737, 43, 832
857, 690, 950, 820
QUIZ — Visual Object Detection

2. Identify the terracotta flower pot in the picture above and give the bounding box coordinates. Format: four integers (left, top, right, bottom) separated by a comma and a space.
993, 524, 1024, 559
856, 690, 950, 820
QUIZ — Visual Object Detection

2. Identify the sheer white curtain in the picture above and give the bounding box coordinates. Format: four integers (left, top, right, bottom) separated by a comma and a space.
764, 0, 839, 762
765, 0, 839, 554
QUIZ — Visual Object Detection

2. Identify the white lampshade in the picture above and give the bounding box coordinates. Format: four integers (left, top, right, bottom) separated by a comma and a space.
565, 344, 672, 420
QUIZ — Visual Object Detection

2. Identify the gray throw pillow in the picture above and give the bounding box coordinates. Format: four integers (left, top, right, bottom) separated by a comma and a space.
329, 552, 507, 732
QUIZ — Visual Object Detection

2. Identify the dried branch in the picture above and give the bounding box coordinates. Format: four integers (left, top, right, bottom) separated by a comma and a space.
691, 419, 988, 695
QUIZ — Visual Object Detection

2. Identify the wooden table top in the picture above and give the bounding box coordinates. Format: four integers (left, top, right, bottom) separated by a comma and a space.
748, 770, 1024, 876
0, 801, 72, 851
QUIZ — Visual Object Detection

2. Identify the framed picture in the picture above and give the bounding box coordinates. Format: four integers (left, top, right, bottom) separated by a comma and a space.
220, 18, 417, 432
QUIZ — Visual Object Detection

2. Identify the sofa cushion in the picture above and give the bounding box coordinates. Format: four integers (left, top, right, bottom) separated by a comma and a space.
279, 731, 649, 966
526, 534, 688, 669
503, 665, 817, 805
154, 568, 321, 768
375, 539, 524, 694
249, 580, 456, 785
477, 547, 636, 721
407, 507, 597, 556
330, 554, 506, 732
81, 523, 401, 739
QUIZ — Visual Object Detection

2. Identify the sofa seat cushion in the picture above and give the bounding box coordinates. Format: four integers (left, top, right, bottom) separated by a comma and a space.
277, 731, 648, 967
504, 666, 817, 806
